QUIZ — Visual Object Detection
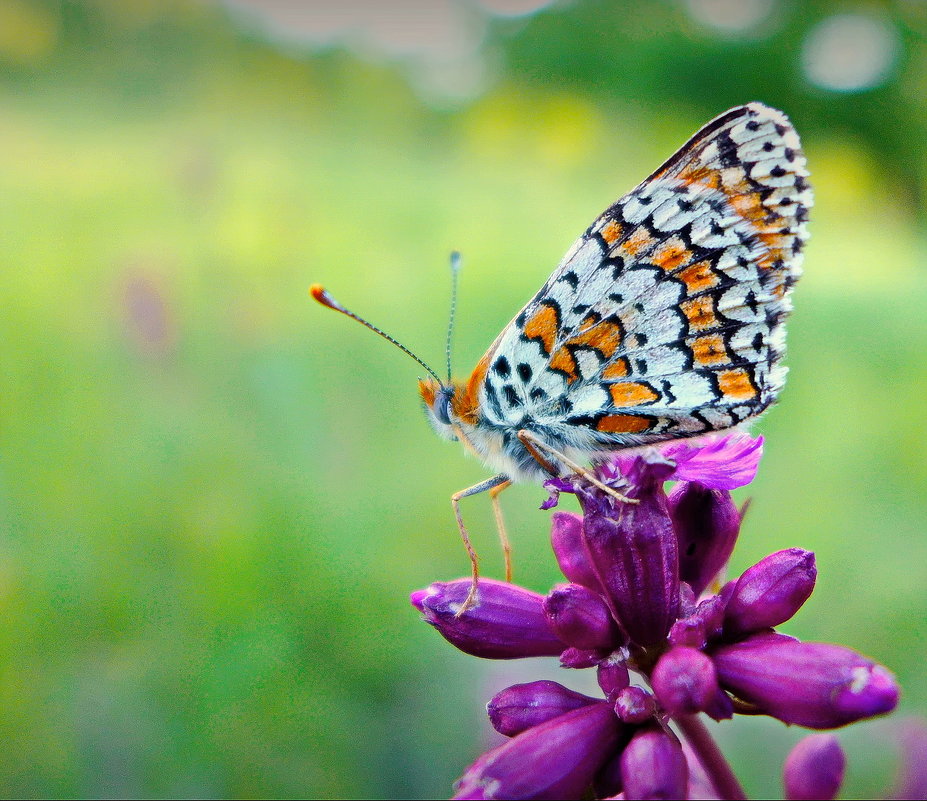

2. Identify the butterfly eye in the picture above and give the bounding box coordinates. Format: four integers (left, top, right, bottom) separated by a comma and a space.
435, 389, 454, 426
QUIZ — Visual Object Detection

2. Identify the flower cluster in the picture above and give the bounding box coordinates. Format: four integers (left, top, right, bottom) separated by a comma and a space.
411, 434, 901, 800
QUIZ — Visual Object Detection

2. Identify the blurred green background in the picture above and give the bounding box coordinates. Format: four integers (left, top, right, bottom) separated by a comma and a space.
2, 0, 926, 797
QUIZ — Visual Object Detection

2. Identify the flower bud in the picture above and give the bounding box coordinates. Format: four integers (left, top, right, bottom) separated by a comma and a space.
668, 482, 741, 596
453, 702, 622, 800
669, 594, 727, 649
651, 646, 719, 716
581, 456, 679, 647
487, 681, 599, 737
550, 511, 600, 590
411, 579, 566, 659
544, 583, 622, 651
560, 646, 609, 669
614, 686, 656, 724
597, 653, 631, 697
724, 549, 816, 636
888, 719, 927, 800
783, 734, 845, 800
594, 751, 625, 800
620, 726, 688, 801
712, 631, 900, 728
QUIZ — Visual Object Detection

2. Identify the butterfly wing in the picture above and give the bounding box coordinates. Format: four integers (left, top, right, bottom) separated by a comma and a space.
477, 102, 811, 454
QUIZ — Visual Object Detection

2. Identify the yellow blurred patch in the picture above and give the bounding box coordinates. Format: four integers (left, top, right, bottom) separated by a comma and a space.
462, 88, 603, 168
0, 0, 57, 63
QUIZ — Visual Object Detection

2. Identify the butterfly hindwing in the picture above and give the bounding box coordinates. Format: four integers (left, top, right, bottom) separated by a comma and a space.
479, 102, 811, 449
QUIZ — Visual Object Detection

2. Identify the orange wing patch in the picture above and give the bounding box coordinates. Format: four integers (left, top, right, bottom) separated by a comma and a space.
610, 382, 659, 407
596, 414, 653, 434
680, 296, 719, 332
564, 318, 623, 360
602, 358, 630, 380
548, 346, 579, 383
677, 261, 719, 295
523, 303, 559, 355
652, 237, 691, 272
601, 220, 624, 245
717, 368, 757, 402
691, 334, 729, 367
617, 227, 655, 257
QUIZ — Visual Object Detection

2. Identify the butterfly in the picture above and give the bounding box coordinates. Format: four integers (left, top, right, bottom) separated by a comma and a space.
313, 102, 811, 608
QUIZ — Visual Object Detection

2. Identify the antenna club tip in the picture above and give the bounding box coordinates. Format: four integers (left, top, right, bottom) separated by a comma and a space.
310, 284, 341, 311
449, 250, 462, 269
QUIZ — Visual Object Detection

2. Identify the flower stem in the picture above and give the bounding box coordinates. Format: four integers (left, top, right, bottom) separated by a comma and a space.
674, 714, 747, 801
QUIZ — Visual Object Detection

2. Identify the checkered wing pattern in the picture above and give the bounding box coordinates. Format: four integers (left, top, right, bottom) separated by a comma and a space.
478, 102, 812, 449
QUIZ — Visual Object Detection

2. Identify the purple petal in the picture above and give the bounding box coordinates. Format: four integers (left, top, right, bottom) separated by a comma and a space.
783, 734, 845, 801
614, 686, 656, 725
412, 579, 566, 659
597, 653, 631, 697
887, 718, 927, 800
594, 751, 625, 800
550, 511, 601, 590
669, 594, 727, 650
660, 432, 764, 490
453, 702, 623, 800
704, 687, 734, 722
620, 726, 688, 801
651, 646, 720, 716
580, 456, 680, 647
712, 631, 900, 728
544, 583, 622, 651
487, 680, 600, 737
724, 549, 816, 636
560, 646, 610, 669
668, 482, 741, 596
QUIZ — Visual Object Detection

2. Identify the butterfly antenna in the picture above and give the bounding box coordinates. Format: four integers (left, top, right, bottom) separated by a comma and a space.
310, 285, 444, 385
445, 251, 461, 383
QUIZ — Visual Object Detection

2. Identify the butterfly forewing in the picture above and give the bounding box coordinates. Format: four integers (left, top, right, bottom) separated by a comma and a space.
478, 102, 811, 451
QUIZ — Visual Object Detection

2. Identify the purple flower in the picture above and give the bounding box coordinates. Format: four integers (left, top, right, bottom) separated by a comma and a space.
614, 685, 657, 724
544, 583, 622, 651
487, 681, 599, 737
668, 481, 741, 597
782, 734, 845, 800
620, 726, 689, 801
888, 718, 927, 800
412, 433, 902, 799
411, 579, 566, 659
452, 702, 623, 800
651, 646, 720, 717
723, 549, 817, 636
711, 631, 899, 729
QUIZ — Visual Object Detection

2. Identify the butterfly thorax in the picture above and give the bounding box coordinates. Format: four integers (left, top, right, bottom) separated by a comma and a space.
419, 356, 587, 482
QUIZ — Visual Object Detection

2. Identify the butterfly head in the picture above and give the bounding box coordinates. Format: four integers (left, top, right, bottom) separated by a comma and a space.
419, 377, 459, 440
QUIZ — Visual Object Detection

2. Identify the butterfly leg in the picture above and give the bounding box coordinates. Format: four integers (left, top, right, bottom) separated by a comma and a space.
489, 479, 513, 582
516, 429, 638, 505
451, 472, 511, 615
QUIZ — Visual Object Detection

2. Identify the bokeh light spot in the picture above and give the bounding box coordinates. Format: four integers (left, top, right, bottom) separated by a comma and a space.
475, 0, 555, 18
802, 13, 900, 93
683, 0, 776, 35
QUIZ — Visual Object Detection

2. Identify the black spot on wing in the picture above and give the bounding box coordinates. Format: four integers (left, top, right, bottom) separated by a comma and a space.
517, 363, 533, 382
493, 355, 511, 378
502, 384, 522, 408
484, 380, 503, 417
